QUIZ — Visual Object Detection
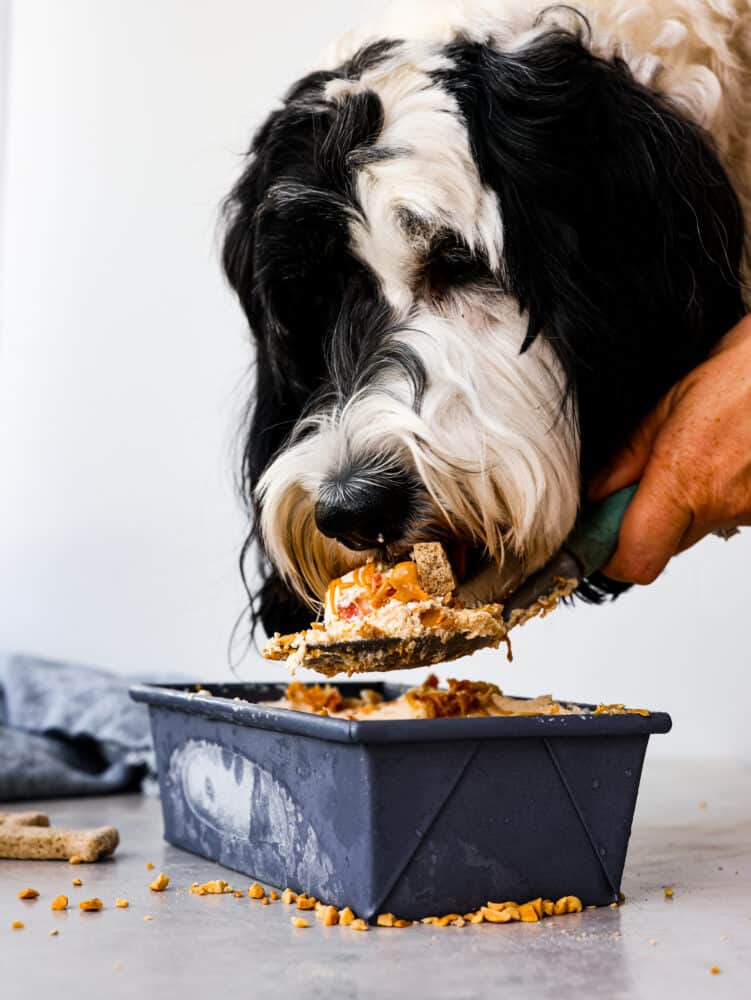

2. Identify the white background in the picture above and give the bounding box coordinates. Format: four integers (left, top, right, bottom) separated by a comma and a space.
0, 0, 748, 760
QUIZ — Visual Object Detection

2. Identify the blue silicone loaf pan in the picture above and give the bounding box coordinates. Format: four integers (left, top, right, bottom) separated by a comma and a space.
130, 681, 671, 921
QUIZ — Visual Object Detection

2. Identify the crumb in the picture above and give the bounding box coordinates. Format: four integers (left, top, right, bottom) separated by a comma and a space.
79, 898, 103, 912
146, 863, 154, 870
262, 898, 270, 906
710, 966, 720, 975
11, 921, 24, 930
317, 905, 339, 926
68, 856, 83, 865
281, 888, 297, 905
664, 887, 674, 899
190, 880, 229, 895
115, 899, 129, 909
296, 895, 316, 911
377, 913, 396, 927
649, 939, 657, 946
350, 918, 369, 931
149, 873, 169, 892
51, 895, 68, 911
270, 891, 279, 901
248, 882, 265, 899
17, 888, 39, 900
144, 915, 153, 921
291, 917, 309, 928
50, 929, 59, 936
71, 879, 82, 887
339, 907, 355, 926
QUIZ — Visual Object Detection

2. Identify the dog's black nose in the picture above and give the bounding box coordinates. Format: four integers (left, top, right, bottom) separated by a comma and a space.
314, 475, 414, 551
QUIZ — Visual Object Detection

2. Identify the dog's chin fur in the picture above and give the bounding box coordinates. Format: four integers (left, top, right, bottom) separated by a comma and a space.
223, 1, 749, 635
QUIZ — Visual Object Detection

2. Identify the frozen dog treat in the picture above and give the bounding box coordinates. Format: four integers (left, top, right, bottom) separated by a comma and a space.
264, 546, 508, 675
266, 673, 583, 720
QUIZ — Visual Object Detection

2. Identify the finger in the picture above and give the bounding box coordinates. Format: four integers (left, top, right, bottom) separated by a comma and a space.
588, 396, 672, 501
599, 467, 693, 584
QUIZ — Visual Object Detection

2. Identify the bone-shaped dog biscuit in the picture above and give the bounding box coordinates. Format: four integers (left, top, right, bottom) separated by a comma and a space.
0, 812, 119, 861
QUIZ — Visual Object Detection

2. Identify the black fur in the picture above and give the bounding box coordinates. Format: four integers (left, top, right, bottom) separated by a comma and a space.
223, 41, 427, 636
224, 26, 746, 635
437, 27, 745, 600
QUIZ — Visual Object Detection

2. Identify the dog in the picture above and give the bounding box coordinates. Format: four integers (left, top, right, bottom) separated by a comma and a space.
222, 0, 750, 638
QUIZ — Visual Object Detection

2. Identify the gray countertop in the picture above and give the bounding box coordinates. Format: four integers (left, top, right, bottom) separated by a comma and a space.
1, 759, 749, 1000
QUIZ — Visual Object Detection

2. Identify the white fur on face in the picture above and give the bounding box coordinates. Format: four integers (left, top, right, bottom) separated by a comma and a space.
325, 43, 504, 314
258, 293, 580, 609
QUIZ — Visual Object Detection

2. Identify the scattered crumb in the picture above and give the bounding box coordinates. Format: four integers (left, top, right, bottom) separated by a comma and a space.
317, 905, 339, 926
710, 966, 721, 975
190, 880, 229, 896
114, 963, 123, 972
79, 898, 103, 912
609, 902, 619, 909
291, 917, 309, 928
664, 887, 674, 899
248, 882, 265, 900
72, 879, 82, 887
281, 888, 297, 905
11, 921, 24, 930
146, 863, 154, 870
115, 899, 129, 909
649, 939, 657, 946
270, 891, 279, 901
149, 873, 170, 892
698, 801, 708, 810
51, 895, 68, 911
350, 918, 369, 931
296, 895, 316, 911
262, 898, 270, 906
144, 915, 153, 921
68, 856, 83, 865
18, 888, 39, 900
50, 929, 59, 937
339, 907, 355, 926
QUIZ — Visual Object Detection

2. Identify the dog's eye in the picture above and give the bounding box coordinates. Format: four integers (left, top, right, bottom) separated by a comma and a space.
423, 234, 491, 297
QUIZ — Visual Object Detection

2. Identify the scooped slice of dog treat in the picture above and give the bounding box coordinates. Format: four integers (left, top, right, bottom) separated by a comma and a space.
263, 549, 507, 676
410, 542, 457, 597
264, 602, 508, 676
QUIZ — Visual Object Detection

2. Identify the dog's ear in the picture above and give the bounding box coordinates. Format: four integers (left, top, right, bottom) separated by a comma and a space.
440, 28, 746, 479
223, 122, 315, 640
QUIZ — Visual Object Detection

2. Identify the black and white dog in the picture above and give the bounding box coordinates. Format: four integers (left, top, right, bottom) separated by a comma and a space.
222, 0, 750, 637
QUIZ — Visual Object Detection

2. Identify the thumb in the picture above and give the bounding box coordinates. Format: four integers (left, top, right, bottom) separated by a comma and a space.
588, 395, 672, 501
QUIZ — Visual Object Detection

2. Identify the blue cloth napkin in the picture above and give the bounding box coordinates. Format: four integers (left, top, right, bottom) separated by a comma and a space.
0, 653, 159, 801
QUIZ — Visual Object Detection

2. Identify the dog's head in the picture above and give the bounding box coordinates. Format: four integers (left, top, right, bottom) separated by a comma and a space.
223, 11, 745, 635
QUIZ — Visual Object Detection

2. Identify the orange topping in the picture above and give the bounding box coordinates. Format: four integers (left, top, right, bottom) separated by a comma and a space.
326, 560, 430, 621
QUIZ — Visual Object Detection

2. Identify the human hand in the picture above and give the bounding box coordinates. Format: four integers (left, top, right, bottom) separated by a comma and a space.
589, 315, 751, 584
